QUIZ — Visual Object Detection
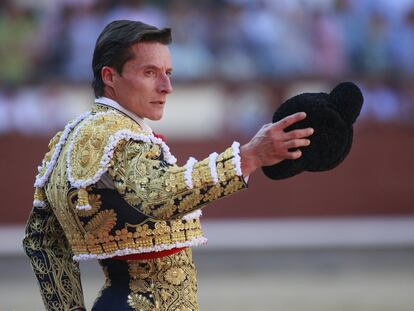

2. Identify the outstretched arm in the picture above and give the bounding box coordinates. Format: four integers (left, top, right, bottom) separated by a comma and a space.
108, 112, 312, 221
109, 139, 247, 220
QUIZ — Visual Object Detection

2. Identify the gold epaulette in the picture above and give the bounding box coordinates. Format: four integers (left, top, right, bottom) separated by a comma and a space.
66, 110, 178, 210
67, 111, 144, 188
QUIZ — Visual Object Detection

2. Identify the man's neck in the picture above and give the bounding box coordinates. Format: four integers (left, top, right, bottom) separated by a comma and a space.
94, 97, 152, 132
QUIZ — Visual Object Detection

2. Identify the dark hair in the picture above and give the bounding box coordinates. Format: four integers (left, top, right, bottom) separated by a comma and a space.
92, 20, 171, 98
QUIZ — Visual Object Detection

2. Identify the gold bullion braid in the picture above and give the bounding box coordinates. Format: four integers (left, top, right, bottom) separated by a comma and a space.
109, 140, 247, 221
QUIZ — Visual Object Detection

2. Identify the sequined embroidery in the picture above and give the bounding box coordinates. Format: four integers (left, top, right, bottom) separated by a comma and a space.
127, 248, 198, 311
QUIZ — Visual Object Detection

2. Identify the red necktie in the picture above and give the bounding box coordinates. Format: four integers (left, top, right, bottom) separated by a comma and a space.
153, 132, 167, 142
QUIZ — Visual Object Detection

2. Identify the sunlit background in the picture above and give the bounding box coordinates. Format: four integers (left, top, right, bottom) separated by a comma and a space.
1, 0, 414, 310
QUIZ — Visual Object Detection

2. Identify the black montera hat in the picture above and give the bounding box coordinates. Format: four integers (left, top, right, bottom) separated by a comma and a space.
262, 82, 364, 180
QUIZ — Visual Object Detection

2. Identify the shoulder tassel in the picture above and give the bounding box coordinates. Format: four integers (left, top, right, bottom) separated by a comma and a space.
76, 188, 92, 210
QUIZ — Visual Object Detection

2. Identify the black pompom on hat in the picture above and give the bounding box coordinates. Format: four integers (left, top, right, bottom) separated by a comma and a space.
262, 82, 363, 180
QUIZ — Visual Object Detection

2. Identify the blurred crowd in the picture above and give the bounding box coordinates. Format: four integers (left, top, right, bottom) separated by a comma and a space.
2, 0, 414, 82
0, 0, 413, 135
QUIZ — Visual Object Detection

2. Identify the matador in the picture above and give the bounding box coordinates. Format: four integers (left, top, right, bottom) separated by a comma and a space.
23, 20, 314, 310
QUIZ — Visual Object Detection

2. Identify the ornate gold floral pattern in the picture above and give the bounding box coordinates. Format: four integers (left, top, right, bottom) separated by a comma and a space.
23, 202, 85, 310
128, 293, 155, 311
164, 267, 186, 286
126, 248, 198, 311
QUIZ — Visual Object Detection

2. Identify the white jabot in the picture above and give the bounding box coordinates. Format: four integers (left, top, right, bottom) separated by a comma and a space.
94, 97, 152, 132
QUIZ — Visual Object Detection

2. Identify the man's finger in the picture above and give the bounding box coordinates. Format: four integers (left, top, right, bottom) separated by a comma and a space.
282, 127, 314, 140
284, 139, 311, 149
273, 112, 307, 131
286, 149, 302, 160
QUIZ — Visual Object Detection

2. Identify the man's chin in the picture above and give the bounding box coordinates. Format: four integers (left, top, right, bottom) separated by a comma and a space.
147, 113, 163, 121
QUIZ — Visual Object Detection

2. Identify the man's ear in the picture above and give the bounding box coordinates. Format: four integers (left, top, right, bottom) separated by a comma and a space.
101, 66, 117, 88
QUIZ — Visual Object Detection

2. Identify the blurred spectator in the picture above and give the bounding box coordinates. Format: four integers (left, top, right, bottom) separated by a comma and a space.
334, 0, 365, 72
391, 7, 414, 75
105, 0, 166, 27
62, 1, 107, 81
168, 1, 214, 79
272, 8, 315, 76
239, 1, 282, 76
33, 3, 71, 79
360, 11, 393, 75
0, 1, 38, 84
310, 9, 347, 77
213, 3, 256, 80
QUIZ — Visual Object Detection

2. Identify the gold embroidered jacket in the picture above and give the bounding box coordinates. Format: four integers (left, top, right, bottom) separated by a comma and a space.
23, 104, 247, 310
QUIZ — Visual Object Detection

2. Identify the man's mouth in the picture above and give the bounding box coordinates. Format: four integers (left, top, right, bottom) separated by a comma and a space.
150, 101, 165, 105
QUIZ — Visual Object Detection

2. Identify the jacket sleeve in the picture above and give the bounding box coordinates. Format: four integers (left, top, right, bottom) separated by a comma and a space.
108, 140, 247, 220
23, 196, 85, 311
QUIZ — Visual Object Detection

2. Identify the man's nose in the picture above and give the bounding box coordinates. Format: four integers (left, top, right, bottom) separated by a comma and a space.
157, 74, 173, 94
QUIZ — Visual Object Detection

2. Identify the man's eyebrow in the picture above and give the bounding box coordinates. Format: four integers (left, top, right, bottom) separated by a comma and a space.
139, 64, 173, 72
137, 64, 159, 70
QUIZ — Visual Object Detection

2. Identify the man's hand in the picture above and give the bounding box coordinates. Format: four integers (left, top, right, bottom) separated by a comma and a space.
240, 112, 314, 176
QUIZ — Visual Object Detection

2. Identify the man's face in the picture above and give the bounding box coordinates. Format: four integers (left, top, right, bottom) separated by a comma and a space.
110, 42, 173, 120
